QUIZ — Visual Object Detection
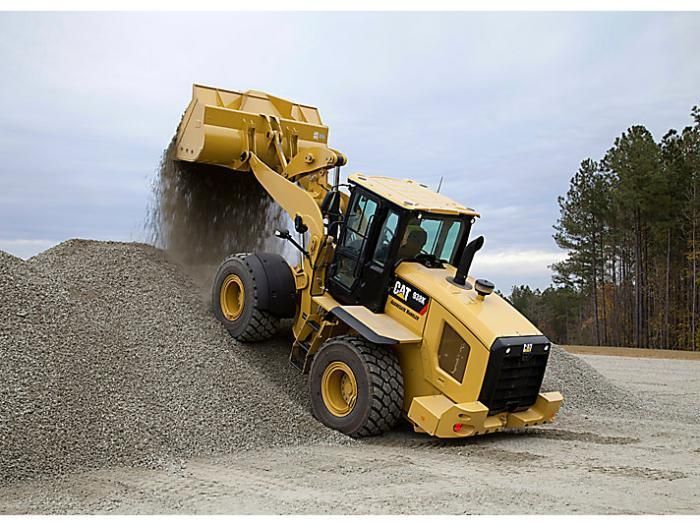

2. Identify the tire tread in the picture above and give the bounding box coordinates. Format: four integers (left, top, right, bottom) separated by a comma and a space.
317, 335, 404, 438
214, 253, 280, 342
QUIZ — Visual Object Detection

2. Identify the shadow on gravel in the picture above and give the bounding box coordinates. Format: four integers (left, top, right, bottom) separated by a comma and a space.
232, 328, 313, 413
364, 418, 640, 450
366, 425, 526, 449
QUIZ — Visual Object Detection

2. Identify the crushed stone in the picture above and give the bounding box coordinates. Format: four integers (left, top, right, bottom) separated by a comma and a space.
544, 344, 645, 416
0, 240, 348, 485
1, 240, 659, 485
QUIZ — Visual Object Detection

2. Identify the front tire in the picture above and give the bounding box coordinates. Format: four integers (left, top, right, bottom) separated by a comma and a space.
212, 253, 280, 342
309, 335, 404, 437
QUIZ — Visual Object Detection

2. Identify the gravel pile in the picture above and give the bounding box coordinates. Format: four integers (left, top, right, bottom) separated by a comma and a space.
0, 240, 347, 484
1, 239, 654, 484
543, 344, 644, 415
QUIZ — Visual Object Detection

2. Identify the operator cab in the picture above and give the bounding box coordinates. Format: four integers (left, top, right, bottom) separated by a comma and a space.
326, 174, 479, 312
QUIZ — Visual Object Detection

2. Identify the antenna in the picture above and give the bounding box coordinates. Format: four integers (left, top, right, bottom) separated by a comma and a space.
436, 176, 444, 194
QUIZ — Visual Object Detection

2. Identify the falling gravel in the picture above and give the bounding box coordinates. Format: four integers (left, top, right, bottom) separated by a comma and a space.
0, 240, 347, 485
145, 139, 286, 266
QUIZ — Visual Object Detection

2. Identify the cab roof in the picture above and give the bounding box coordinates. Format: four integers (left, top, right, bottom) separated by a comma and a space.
348, 174, 480, 217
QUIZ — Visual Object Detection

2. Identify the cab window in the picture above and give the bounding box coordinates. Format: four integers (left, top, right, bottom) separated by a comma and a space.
438, 322, 470, 382
398, 215, 466, 263
372, 210, 400, 266
333, 193, 379, 288
347, 194, 378, 237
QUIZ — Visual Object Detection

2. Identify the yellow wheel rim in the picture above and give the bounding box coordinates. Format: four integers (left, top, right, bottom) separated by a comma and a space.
321, 361, 358, 417
219, 274, 245, 321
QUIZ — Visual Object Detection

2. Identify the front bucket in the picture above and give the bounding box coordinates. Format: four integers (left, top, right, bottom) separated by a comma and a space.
175, 84, 330, 173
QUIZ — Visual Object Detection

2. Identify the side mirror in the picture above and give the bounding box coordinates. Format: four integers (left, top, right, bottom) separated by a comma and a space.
275, 229, 290, 239
294, 215, 308, 234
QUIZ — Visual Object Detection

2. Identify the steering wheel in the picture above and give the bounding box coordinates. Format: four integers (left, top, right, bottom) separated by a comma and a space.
415, 253, 444, 269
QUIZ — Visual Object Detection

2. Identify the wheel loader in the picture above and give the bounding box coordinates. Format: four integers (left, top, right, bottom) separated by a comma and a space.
174, 84, 563, 438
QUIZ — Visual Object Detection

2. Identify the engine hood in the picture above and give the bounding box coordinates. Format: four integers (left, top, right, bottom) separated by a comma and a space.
394, 261, 542, 349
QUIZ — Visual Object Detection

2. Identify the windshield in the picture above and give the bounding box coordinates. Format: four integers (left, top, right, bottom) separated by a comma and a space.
397, 214, 467, 263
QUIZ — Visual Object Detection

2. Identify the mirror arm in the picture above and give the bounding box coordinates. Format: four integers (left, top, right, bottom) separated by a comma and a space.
275, 229, 310, 261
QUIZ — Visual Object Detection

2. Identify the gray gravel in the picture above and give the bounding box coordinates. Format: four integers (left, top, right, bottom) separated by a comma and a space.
0, 240, 347, 485
1, 239, 650, 485
543, 345, 645, 416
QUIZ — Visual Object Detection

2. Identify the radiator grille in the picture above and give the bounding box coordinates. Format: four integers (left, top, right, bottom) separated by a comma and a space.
478, 336, 550, 415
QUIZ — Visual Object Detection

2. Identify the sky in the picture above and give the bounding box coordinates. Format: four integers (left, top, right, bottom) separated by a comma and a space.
0, 11, 698, 292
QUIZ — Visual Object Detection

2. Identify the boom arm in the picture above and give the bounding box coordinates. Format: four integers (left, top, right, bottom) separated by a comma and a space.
246, 152, 325, 255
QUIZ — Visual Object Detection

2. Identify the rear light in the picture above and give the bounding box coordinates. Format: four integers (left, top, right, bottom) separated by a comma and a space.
453, 423, 463, 432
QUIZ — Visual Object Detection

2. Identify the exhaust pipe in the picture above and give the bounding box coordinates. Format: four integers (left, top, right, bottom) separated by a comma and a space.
452, 236, 484, 286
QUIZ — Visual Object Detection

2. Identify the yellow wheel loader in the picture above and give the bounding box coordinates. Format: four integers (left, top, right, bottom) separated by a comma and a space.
176, 85, 563, 438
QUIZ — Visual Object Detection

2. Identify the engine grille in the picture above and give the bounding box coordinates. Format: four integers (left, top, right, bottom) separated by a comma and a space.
478, 335, 550, 415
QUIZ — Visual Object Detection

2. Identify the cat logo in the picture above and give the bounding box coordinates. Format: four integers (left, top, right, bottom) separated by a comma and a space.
393, 281, 411, 301
390, 277, 429, 316
523, 343, 533, 353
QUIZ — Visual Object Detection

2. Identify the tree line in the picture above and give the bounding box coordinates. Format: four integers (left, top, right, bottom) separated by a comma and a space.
511, 103, 700, 351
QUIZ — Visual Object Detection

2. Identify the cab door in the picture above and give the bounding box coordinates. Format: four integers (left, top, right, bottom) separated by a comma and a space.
327, 189, 381, 305
356, 208, 402, 311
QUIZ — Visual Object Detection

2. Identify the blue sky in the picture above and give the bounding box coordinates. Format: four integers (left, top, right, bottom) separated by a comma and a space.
0, 12, 698, 291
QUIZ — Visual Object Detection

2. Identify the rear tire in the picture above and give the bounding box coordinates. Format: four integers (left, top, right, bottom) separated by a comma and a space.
212, 253, 280, 342
309, 335, 404, 437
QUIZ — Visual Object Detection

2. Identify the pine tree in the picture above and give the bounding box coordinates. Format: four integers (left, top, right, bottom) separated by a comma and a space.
680, 106, 700, 351
553, 159, 610, 344
513, 102, 700, 351
603, 126, 662, 347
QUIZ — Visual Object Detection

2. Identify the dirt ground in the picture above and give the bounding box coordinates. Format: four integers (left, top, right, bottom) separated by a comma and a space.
565, 345, 700, 361
1, 353, 698, 514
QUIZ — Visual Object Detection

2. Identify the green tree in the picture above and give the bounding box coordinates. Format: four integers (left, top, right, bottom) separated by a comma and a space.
513, 102, 700, 351
603, 126, 662, 347
678, 106, 700, 351
553, 159, 610, 344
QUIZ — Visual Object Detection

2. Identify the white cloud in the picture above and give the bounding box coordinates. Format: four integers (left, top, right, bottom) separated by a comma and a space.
474, 249, 566, 274
470, 249, 567, 292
